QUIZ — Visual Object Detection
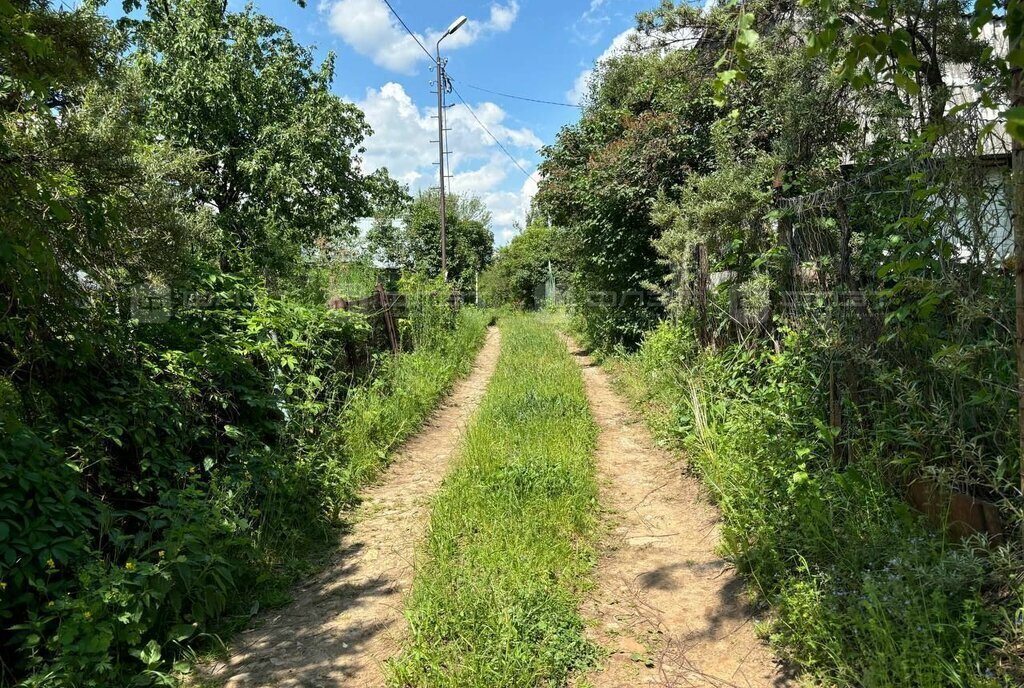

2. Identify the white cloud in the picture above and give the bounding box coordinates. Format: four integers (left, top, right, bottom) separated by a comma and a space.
323, 0, 519, 74
482, 175, 539, 245
567, 69, 592, 107
322, 0, 423, 73
446, 101, 543, 163
354, 82, 539, 245
354, 82, 436, 186
487, 3, 518, 32
573, 0, 611, 45
451, 156, 508, 196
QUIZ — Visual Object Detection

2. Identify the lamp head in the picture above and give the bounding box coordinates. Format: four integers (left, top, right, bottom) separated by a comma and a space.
445, 15, 468, 36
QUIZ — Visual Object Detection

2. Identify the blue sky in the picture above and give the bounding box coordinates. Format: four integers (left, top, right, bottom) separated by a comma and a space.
220, 0, 654, 244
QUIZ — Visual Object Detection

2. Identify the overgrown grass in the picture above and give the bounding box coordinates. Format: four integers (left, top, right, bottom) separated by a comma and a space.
336, 307, 494, 492
231, 305, 495, 615
181, 307, 494, 685
609, 322, 1024, 687
389, 314, 598, 687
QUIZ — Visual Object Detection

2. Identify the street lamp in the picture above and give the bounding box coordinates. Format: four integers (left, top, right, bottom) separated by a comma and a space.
436, 15, 467, 281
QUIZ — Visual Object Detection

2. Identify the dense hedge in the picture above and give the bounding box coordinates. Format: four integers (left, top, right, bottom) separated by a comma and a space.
0, 271, 489, 687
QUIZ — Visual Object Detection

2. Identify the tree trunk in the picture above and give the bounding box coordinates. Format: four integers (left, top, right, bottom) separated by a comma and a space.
1011, 17, 1024, 506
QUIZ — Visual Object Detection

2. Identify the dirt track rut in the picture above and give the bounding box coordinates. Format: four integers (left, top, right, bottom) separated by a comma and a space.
569, 340, 793, 688
206, 326, 501, 688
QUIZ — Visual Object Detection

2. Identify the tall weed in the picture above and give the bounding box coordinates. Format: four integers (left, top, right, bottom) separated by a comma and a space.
612, 321, 1023, 687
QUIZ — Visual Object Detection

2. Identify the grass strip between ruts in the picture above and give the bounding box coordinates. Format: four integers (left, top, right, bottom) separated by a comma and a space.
389, 313, 599, 687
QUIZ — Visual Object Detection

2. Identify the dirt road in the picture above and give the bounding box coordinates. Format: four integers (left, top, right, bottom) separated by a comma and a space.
569, 341, 793, 688
205, 327, 501, 688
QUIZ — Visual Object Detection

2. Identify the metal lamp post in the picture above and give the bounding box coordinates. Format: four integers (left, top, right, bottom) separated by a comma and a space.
436, 15, 466, 281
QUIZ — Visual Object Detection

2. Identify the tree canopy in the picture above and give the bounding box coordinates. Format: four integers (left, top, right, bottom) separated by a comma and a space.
0, 2, 417, 684
479, 224, 570, 308
534, 2, 1024, 684
1, 2, 209, 348
368, 189, 494, 290
123, 0, 403, 276
536, 25, 719, 346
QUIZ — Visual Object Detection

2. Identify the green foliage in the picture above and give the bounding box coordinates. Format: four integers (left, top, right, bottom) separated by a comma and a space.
123, 0, 403, 277
631, 0, 1020, 505
0, 269, 490, 685
614, 323, 1023, 686
550, 10, 1022, 683
368, 190, 494, 290
799, 0, 992, 130
535, 15, 722, 349
389, 314, 598, 687
479, 224, 570, 309
0, 1, 493, 685
398, 273, 458, 351
289, 243, 380, 306
3, 272, 348, 684
1, 1, 204, 341
653, 149, 777, 314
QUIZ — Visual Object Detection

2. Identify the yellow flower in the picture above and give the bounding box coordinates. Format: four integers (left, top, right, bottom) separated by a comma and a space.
0, 581, 7, 590
83, 611, 92, 620
46, 558, 55, 569
158, 550, 165, 559
47, 601, 54, 608
125, 561, 137, 572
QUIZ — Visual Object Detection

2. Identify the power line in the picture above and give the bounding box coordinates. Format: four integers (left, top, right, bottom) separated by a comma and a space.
379, 2, 577, 111
451, 77, 583, 109
450, 83, 539, 184
380, 0, 433, 61
376, 1, 538, 185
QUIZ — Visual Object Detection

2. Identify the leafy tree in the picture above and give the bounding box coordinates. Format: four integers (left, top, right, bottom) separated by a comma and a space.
1, 2, 205, 682
0, 2, 412, 684
368, 189, 494, 290
1, 2, 203, 344
122, 0, 403, 277
555, 3, 1023, 684
535, 35, 719, 348
479, 224, 570, 308
638, 0, 864, 315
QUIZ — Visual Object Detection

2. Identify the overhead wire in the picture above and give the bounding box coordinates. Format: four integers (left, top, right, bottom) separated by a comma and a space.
377, 0, 542, 186
450, 78, 583, 109
449, 83, 539, 184
380, 0, 434, 61
378, 1, 581, 110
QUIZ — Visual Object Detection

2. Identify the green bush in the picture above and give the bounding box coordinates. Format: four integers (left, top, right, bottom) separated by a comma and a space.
478, 224, 570, 309
1, 267, 490, 687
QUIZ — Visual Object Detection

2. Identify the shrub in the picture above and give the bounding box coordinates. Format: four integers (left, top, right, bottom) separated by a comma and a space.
1, 266, 490, 686
478, 225, 570, 309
